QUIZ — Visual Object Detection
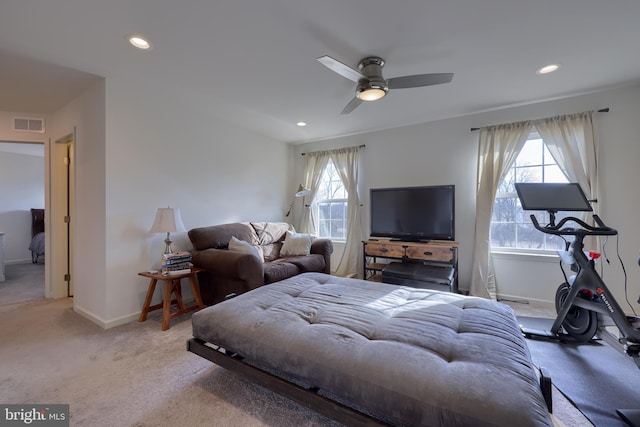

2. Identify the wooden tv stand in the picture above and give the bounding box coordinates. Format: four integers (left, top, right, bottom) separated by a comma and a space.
362, 239, 458, 292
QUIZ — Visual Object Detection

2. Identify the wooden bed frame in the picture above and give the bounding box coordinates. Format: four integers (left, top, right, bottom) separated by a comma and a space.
187, 338, 388, 426
31, 208, 45, 237
29, 209, 45, 263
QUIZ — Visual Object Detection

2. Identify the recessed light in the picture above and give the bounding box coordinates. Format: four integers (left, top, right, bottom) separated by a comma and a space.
296, 122, 307, 127
537, 64, 559, 75
127, 34, 152, 50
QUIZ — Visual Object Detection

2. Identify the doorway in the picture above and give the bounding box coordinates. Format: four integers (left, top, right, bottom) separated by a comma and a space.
0, 140, 46, 304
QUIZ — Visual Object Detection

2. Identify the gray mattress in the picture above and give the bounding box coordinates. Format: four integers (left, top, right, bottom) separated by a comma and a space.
192, 272, 553, 427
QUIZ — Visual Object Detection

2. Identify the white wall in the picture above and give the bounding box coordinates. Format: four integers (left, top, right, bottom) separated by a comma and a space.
293, 84, 640, 312
99, 77, 291, 326
0, 147, 44, 262
43, 77, 292, 327
50, 79, 107, 312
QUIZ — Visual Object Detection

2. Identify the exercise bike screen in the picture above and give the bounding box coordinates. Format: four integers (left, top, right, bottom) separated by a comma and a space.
515, 183, 593, 211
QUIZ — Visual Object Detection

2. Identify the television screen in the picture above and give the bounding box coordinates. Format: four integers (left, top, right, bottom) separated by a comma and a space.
370, 185, 455, 241
515, 183, 592, 211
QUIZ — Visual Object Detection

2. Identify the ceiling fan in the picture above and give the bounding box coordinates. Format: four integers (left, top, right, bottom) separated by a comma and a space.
317, 55, 454, 114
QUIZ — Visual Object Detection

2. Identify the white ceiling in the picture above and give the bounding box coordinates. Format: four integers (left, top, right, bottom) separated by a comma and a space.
1, 0, 639, 143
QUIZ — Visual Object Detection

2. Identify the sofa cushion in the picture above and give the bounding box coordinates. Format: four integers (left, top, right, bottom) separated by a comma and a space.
228, 236, 264, 262
280, 231, 315, 256
263, 261, 301, 284
250, 222, 293, 245
262, 242, 283, 262
282, 254, 326, 273
188, 223, 258, 251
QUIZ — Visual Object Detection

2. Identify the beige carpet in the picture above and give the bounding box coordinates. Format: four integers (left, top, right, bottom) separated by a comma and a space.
0, 297, 343, 426
0, 266, 589, 426
0, 261, 45, 305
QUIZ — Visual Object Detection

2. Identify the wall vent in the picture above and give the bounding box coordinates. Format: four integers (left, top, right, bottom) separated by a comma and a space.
13, 117, 45, 133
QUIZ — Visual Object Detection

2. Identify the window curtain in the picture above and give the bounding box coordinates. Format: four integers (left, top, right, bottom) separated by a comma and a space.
470, 122, 532, 299
535, 111, 598, 210
535, 111, 599, 246
299, 151, 330, 234
330, 146, 362, 277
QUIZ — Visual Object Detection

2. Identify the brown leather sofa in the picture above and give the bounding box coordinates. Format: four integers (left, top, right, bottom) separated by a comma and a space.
188, 222, 333, 305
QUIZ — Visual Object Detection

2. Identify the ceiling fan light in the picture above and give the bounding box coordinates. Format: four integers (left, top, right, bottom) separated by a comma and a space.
358, 88, 386, 101
357, 80, 388, 101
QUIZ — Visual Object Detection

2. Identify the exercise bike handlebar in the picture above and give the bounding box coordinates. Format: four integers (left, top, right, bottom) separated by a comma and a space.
529, 214, 618, 237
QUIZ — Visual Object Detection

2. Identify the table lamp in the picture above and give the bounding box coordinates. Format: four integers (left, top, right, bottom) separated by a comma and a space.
150, 207, 187, 254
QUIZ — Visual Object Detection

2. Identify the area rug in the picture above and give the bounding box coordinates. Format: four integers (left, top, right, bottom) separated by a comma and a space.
521, 317, 640, 427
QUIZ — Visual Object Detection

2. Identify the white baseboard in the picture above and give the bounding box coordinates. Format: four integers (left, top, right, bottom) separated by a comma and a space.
5, 259, 38, 265
74, 298, 197, 329
496, 293, 555, 309
73, 305, 140, 329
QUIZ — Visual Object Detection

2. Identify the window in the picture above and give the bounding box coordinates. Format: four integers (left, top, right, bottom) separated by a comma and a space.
490, 132, 569, 251
314, 159, 347, 240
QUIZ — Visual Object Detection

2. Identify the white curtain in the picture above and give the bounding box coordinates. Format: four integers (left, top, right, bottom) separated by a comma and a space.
300, 146, 362, 278
535, 111, 599, 246
299, 151, 330, 234
470, 122, 532, 299
535, 111, 598, 208
330, 146, 362, 277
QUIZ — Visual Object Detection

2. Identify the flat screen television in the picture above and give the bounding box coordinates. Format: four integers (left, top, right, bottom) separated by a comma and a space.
370, 185, 455, 241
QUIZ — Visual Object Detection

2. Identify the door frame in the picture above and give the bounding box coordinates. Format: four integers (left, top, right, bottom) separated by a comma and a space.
48, 130, 75, 298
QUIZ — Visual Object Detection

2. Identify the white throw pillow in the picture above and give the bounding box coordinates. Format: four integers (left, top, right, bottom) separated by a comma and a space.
228, 236, 264, 262
280, 231, 314, 257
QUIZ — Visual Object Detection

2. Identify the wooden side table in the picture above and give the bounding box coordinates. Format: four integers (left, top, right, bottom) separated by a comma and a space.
138, 267, 205, 330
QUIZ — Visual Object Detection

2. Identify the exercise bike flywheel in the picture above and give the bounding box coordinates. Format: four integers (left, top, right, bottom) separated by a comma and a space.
555, 283, 598, 342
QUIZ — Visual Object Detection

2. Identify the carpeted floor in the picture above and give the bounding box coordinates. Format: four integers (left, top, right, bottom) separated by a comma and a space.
0, 267, 589, 426
0, 297, 343, 426
0, 261, 44, 305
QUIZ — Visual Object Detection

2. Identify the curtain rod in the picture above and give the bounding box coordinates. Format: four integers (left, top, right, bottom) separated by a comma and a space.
469, 108, 609, 132
301, 144, 365, 156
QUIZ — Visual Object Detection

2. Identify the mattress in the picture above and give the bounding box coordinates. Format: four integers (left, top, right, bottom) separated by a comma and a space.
191, 272, 553, 427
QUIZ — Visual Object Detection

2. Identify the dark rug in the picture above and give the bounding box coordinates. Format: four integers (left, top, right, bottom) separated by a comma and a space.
520, 317, 640, 427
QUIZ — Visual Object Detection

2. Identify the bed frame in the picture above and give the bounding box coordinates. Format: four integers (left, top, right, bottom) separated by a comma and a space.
187, 338, 386, 426
30, 208, 45, 237
29, 208, 45, 263
189, 273, 554, 426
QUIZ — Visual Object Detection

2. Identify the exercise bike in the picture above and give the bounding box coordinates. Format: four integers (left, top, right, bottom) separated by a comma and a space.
515, 183, 640, 426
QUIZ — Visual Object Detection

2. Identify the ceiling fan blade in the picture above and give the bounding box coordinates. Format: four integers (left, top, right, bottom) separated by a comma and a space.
341, 96, 362, 114
317, 55, 365, 83
387, 73, 454, 89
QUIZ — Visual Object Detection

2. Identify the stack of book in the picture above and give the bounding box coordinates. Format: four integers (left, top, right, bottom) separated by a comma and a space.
161, 251, 193, 276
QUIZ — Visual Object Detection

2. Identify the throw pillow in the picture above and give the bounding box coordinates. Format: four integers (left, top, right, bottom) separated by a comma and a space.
250, 222, 294, 245
280, 231, 314, 257
228, 236, 264, 262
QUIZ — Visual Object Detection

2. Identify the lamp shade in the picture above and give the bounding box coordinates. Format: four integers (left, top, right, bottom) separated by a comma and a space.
150, 207, 187, 233
295, 184, 311, 197
286, 185, 311, 217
